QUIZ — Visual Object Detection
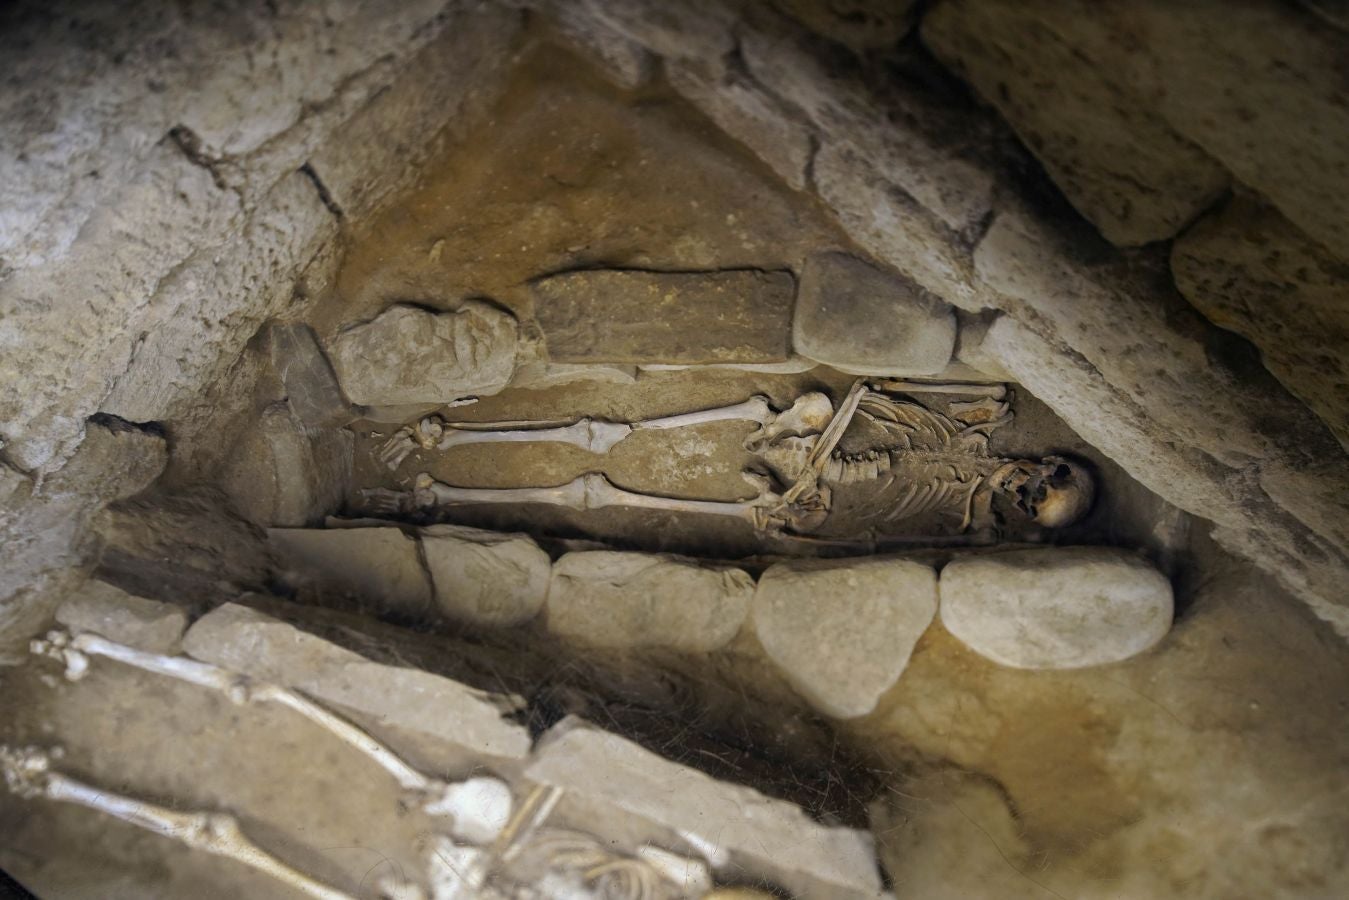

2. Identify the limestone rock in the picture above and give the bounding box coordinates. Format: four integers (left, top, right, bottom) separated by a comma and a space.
667, 58, 813, 191
548, 3, 653, 90
533, 268, 796, 365
772, 0, 917, 52
268, 526, 434, 619
545, 551, 752, 652
54, 580, 187, 654
44, 417, 167, 505
326, 301, 519, 407
100, 170, 339, 425
793, 251, 957, 376
420, 524, 551, 628
526, 717, 885, 900
220, 404, 352, 528
575, 0, 738, 62
267, 322, 351, 428
752, 557, 937, 719
939, 547, 1174, 669
183, 603, 531, 764
922, 0, 1229, 246
1172, 196, 1349, 450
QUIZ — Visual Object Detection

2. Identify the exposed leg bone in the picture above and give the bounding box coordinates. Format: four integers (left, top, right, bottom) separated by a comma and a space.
0, 744, 356, 900
434, 419, 633, 455
27, 630, 477, 820
630, 395, 774, 431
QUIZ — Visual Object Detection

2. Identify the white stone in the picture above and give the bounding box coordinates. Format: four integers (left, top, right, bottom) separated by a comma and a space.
55, 580, 187, 655
182, 603, 531, 762
939, 547, 1174, 669
268, 526, 434, 619
752, 557, 938, 719
526, 717, 885, 900
327, 301, 519, 407
419, 524, 551, 628
793, 251, 957, 377
509, 359, 639, 389
545, 552, 752, 652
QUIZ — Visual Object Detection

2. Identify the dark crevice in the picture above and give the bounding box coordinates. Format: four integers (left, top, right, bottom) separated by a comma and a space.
299, 162, 345, 219
166, 125, 227, 191
88, 412, 166, 439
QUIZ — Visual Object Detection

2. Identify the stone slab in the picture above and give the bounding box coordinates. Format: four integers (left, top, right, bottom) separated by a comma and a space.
55, 580, 187, 655
752, 557, 938, 718
221, 404, 352, 528
793, 251, 956, 376
183, 603, 531, 763
939, 547, 1174, 669
268, 526, 433, 619
327, 301, 519, 407
545, 551, 752, 652
420, 524, 551, 628
267, 322, 352, 428
525, 717, 885, 900
531, 268, 796, 365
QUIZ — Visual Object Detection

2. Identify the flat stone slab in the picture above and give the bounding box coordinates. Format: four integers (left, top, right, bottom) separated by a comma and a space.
526, 718, 885, 900
419, 524, 551, 628
753, 557, 938, 719
545, 551, 752, 652
531, 268, 795, 364
268, 526, 433, 619
939, 547, 1173, 669
793, 251, 956, 376
327, 301, 518, 406
183, 603, 531, 763
55, 580, 187, 654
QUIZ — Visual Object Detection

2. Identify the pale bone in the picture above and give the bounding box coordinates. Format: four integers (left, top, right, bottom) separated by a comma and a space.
378, 396, 775, 470
363, 471, 782, 524
0, 744, 356, 900
27, 629, 486, 822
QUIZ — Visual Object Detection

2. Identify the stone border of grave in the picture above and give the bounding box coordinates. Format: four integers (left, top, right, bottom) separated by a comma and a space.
268, 523, 1175, 721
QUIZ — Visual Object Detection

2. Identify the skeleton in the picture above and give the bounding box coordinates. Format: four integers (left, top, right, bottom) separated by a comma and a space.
10, 629, 723, 900
365, 380, 1095, 541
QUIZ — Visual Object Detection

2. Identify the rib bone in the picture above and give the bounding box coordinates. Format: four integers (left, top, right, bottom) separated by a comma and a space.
0, 744, 356, 900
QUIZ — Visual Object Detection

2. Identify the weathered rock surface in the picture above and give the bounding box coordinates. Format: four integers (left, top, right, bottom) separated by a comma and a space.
793, 252, 957, 376
772, 0, 917, 52
44, 417, 168, 505
266, 323, 351, 428
327, 301, 519, 407
268, 526, 433, 619
419, 524, 551, 628
545, 551, 752, 652
752, 557, 937, 718
183, 603, 531, 764
532, 269, 796, 365
939, 547, 1173, 669
526, 717, 886, 900
54, 580, 187, 654
220, 404, 352, 528
923, 0, 1229, 245
1172, 196, 1349, 450
666, 58, 814, 191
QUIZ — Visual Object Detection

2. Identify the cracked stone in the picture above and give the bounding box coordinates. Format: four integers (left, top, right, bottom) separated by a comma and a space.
419, 524, 551, 628
55, 580, 187, 655
268, 526, 434, 620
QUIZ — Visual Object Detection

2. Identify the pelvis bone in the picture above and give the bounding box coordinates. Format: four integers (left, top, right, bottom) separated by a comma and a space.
363, 381, 1095, 539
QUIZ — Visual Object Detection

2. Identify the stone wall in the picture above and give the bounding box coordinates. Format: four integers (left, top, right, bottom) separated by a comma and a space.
1, 0, 1347, 655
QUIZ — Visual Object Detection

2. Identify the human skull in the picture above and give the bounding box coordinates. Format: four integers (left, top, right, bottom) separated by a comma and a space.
996, 456, 1095, 528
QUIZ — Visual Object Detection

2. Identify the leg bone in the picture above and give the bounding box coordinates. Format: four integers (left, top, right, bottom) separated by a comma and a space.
630, 395, 774, 431
1, 744, 356, 900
